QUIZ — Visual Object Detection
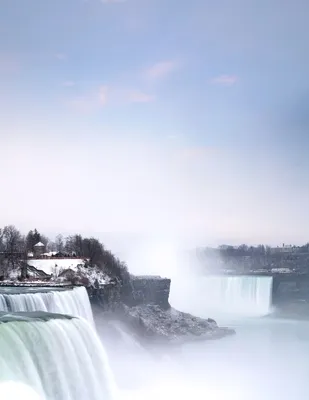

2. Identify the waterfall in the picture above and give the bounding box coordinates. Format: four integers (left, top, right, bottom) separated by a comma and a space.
171, 275, 273, 317
0, 312, 116, 400
0, 381, 42, 400
0, 287, 94, 326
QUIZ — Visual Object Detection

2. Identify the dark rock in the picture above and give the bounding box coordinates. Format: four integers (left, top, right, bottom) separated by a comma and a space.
269, 299, 309, 320
119, 304, 235, 344
121, 275, 171, 309
88, 283, 121, 311
90, 273, 235, 344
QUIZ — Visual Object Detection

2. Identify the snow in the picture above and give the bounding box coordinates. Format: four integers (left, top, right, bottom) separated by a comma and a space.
73, 265, 110, 285
8, 269, 20, 280
271, 268, 292, 273
34, 242, 45, 247
27, 259, 86, 276
41, 252, 58, 257
0, 281, 72, 287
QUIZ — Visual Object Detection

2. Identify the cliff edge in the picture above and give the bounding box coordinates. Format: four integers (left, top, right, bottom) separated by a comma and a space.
90, 274, 235, 344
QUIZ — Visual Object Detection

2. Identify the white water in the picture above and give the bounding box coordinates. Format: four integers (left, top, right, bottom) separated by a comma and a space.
0, 287, 94, 326
0, 315, 116, 400
0, 381, 43, 400
171, 275, 273, 317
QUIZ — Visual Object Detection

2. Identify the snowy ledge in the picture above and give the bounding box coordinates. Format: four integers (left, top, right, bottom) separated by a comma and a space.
0, 281, 74, 287
2, 260, 113, 288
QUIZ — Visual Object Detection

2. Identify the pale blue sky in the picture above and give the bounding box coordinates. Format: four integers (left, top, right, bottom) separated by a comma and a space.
1, 0, 309, 250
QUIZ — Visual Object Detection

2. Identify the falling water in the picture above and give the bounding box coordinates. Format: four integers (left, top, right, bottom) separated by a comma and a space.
0, 287, 94, 326
0, 381, 43, 400
171, 275, 273, 317
0, 312, 116, 400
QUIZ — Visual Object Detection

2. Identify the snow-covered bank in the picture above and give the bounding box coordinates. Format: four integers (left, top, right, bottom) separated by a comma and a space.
27, 258, 86, 276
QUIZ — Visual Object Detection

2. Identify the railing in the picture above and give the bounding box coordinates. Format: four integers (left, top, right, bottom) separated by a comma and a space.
27, 257, 88, 260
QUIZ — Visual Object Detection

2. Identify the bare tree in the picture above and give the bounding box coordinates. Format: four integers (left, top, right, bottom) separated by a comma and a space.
3, 225, 25, 268
55, 234, 64, 252
65, 234, 83, 256
0, 229, 4, 252
3, 225, 22, 252
46, 241, 57, 252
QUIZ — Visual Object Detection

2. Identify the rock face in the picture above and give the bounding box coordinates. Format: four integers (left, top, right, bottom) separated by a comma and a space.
88, 275, 171, 311
91, 274, 235, 343
273, 274, 309, 303
121, 275, 171, 309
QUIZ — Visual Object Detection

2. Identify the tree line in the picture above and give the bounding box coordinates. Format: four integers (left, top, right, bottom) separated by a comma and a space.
216, 243, 309, 257
0, 225, 129, 283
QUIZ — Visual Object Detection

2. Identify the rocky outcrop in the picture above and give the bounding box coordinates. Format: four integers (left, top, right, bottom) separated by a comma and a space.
91, 274, 235, 343
120, 304, 235, 344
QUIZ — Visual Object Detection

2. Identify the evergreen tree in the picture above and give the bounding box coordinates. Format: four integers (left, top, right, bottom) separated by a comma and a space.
26, 229, 43, 252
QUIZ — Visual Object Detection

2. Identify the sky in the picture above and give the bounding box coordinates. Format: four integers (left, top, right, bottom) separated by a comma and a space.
1, 0, 309, 253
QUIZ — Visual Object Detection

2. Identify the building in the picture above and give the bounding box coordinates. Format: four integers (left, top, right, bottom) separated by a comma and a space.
33, 242, 45, 257
270, 244, 297, 254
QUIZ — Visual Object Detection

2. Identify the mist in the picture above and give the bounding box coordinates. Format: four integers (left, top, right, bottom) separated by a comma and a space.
88, 235, 309, 400
94, 267, 309, 400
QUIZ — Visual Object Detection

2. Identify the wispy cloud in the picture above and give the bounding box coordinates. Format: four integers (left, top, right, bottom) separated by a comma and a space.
127, 90, 154, 103
67, 86, 109, 113
67, 85, 154, 112
210, 75, 238, 86
145, 61, 178, 80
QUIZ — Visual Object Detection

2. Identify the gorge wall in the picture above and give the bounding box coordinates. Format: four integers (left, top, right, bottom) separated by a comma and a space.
87, 275, 171, 310
88, 274, 235, 343
272, 273, 309, 303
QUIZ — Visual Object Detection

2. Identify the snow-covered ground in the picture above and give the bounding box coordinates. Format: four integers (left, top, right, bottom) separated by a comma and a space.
27, 259, 86, 275
73, 265, 110, 286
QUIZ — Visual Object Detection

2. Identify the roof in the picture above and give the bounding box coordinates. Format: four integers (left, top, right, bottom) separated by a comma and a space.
34, 242, 45, 247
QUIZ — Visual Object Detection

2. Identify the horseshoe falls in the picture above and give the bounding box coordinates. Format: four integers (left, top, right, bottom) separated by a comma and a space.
0, 287, 94, 326
0, 312, 116, 400
171, 275, 273, 318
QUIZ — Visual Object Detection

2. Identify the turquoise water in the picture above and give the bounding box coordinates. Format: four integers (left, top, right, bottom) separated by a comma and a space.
0, 286, 94, 326
0, 316, 115, 400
